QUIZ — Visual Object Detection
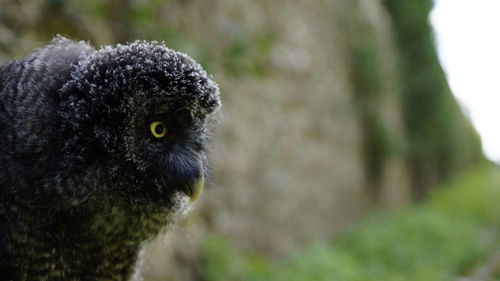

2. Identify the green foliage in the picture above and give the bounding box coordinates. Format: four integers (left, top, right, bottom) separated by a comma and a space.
349, 18, 394, 192
201, 166, 500, 281
201, 236, 273, 281
382, 0, 484, 196
220, 31, 275, 77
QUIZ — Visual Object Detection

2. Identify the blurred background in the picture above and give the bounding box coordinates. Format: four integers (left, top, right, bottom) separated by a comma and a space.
1, 0, 499, 280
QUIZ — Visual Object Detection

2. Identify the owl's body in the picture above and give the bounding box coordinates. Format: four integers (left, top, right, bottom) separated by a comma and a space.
0, 37, 220, 281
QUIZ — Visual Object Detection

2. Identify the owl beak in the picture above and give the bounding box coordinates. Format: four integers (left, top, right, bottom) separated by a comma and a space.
188, 176, 205, 202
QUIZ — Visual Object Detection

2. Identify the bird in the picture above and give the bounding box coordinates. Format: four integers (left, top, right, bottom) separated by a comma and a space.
0, 36, 221, 281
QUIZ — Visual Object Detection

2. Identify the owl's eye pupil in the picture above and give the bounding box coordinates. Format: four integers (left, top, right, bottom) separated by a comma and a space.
150, 121, 167, 139
155, 124, 164, 134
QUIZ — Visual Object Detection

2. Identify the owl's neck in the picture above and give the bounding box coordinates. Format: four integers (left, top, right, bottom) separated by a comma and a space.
3, 198, 169, 281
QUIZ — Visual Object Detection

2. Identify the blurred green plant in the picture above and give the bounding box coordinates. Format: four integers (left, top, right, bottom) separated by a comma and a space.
220, 31, 274, 77
381, 0, 485, 199
349, 15, 395, 202
201, 236, 273, 281
201, 166, 500, 281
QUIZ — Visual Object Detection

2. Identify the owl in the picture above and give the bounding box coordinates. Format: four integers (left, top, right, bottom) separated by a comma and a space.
0, 36, 220, 281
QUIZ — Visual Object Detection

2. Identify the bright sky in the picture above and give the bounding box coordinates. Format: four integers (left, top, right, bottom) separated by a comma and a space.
431, 0, 500, 163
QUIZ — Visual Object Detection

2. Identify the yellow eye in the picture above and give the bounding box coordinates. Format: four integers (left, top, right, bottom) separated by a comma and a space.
150, 121, 168, 138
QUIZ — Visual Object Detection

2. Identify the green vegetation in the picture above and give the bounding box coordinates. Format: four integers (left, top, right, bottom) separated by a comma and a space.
347, 0, 484, 202
382, 0, 484, 198
220, 31, 274, 77
349, 13, 395, 201
201, 166, 500, 281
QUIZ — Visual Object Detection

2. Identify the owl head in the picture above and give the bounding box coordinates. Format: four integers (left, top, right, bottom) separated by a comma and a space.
53, 39, 221, 210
